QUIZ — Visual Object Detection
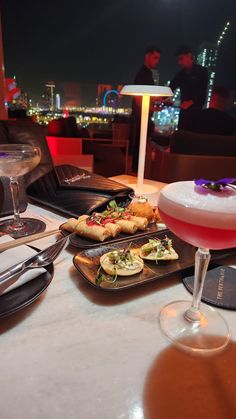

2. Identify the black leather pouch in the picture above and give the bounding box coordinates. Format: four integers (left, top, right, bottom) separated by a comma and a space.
27, 165, 133, 217
0, 177, 28, 217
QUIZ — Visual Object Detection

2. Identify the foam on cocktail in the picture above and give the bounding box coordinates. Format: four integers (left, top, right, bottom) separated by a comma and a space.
159, 181, 236, 229
159, 181, 236, 249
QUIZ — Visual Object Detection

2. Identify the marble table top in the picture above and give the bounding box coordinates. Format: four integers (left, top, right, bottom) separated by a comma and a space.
1, 197, 236, 419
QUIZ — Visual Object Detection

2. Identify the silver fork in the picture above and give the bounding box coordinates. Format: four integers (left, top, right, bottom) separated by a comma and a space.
0, 233, 72, 290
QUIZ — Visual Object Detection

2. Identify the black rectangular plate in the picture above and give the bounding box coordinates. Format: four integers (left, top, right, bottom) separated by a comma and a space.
73, 230, 197, 291
73, 231, 236, 291
62, 222, 167, 249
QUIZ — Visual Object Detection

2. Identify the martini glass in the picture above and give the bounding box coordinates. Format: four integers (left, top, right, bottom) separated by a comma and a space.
158, 180, 236, 354
0, 144, 43, 238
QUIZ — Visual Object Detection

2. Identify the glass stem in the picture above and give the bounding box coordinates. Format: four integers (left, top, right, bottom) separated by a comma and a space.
185, 247, 211, 322
10, 177, 24, 229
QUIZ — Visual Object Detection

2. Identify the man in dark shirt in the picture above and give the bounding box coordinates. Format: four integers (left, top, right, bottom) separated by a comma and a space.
131, 45, 160, 172
170, 45, 208, 129
183, 86, 236, 135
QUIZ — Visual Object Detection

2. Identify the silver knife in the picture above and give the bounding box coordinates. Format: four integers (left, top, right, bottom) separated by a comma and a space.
0, 254, 39, 284
0, 254, 41, 295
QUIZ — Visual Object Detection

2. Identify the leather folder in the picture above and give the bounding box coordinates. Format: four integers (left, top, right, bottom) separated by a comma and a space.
27, 165, 133, 217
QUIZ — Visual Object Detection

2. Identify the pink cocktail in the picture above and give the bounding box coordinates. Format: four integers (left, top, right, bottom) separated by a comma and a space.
158, 180, 236, 354
159, 181, 236, 250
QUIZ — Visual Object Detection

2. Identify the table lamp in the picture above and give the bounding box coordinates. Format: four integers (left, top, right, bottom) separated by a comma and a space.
120, 85, 173, 203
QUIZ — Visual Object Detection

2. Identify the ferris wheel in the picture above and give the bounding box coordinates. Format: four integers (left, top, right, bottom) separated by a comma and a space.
103, 89, 119, 108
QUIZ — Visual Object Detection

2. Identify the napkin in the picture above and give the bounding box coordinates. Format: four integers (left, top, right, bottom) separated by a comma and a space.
0, 236, 46, 295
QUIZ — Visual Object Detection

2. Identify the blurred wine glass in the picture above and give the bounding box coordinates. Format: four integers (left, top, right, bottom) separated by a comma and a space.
0, 144, 42, 238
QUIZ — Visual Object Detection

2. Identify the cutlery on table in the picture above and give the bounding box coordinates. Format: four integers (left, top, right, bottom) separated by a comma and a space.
0, 229, 60, 252
0, 233, 72, 293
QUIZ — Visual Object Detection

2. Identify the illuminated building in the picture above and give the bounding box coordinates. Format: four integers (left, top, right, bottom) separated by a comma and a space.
45, 81, 56, 111
197, 21, 230, 106
153, 106, 179, 134
152, 69, 159, 85
55, 93, 61, 110
197, 42, 217, 106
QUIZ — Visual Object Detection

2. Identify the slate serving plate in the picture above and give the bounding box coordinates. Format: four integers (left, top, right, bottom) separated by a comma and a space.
73, 230, 196, 291
73, 230, 236, 291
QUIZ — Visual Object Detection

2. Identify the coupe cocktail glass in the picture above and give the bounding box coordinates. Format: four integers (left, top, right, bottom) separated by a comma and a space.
0, 144, 41, 238
158, 180, 236, 353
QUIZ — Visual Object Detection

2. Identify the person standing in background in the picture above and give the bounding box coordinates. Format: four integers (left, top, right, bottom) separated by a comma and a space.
131, 45, 161, 172
170, 45, 208, 129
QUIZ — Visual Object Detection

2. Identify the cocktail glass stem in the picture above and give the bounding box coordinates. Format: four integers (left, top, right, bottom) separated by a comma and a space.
185, 247, 211, 322
9, 176, 24, 229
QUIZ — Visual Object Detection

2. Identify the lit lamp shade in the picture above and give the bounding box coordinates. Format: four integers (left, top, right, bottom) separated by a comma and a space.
120, 85, 173, 204
120, 85, 173, 97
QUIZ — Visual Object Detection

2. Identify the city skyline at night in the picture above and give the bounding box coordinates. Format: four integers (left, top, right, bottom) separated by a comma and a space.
2, 0, 236, 103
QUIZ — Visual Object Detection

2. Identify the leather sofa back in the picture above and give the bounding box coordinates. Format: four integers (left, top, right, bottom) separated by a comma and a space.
148, 143, 236, 183
170, 130, 236, 156
0, 119, 53, 186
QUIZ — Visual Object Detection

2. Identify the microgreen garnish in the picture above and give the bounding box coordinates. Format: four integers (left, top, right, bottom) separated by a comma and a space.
95, 243, 139, 286
194, 178, 236, 192
104, 199, 131, 219
108, 199, 117, 209
87, 212, 103, 225
141, 236, 173, 263
108, 199, 129, 212
96, 266, 117, 285
96, 268, 108, 285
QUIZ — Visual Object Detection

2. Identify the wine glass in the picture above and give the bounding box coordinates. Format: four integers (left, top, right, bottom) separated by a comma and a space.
158, 180, 236, 354
0, 144, 43, 238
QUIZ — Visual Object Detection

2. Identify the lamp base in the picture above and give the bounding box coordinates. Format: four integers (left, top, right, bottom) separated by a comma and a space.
128, 183, 158, 206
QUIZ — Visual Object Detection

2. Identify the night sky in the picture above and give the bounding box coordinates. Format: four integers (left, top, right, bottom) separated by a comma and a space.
2, 0, 236, 102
